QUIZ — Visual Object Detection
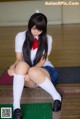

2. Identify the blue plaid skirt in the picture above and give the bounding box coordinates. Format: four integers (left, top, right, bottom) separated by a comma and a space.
43, 66, 59, 86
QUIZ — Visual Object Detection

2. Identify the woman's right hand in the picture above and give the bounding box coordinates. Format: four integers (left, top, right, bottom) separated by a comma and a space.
8, 65, 15, 76
7, 52, 23, 76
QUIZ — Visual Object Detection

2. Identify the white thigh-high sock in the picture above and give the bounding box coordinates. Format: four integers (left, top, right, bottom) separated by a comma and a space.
13, 73, 25, 110
38, 77, 61, 101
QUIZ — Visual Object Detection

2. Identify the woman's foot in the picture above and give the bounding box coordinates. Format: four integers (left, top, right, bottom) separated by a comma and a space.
52, 100, 62, 112
13, 108, 22, 119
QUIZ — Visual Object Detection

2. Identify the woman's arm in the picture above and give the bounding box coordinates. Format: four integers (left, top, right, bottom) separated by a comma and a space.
8, 52, 23, 76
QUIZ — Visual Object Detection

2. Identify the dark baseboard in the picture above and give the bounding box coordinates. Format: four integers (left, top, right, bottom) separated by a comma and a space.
55, 66, 80, 84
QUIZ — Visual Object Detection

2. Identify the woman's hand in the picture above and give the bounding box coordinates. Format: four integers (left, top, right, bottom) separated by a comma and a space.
8, 65, 15, 76
35, 56, 46, 67
8, 52, 23, 76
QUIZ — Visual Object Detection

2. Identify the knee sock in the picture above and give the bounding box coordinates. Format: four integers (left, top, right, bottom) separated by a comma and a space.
38, 77, 61, 101
13, 73, 25, 110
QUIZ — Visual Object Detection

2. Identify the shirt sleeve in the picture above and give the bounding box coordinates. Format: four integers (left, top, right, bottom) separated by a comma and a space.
47, 35, 53, 55
15, 33, 23, 52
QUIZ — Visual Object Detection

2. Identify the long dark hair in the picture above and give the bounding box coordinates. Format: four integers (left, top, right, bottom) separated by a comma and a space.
22, 13, 48, 67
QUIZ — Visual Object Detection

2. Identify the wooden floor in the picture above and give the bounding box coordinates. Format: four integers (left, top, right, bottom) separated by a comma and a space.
61, 93, 80, 119
0, 24, 80, 75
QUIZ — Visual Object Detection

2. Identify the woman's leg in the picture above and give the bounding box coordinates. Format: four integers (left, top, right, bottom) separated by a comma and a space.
28, 67, 61, 100
13, 61, 30, 110
24, 74, 37, 88
28, 67, 62, 111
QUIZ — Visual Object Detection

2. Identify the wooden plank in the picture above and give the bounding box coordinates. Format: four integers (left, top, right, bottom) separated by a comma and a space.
0, 25, 80, 74
61, 93, 80, 119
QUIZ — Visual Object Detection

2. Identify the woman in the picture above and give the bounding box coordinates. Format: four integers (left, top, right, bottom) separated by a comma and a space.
8, 12, 62, 119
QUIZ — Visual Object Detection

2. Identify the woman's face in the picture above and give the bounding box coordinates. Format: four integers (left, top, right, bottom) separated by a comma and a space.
31, 26, 42, 36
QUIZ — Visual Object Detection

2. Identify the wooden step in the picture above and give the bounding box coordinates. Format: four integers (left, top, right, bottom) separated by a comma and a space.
0, 84, 80, 119
0, 84, 80, 97
57, 84, 80, 94
61, 93, 80, 119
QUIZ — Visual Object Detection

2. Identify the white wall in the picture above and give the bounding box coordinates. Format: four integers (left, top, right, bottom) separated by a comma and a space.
63, 0, 80, 24
0, 0, 80, 26
0, 0, 62, 26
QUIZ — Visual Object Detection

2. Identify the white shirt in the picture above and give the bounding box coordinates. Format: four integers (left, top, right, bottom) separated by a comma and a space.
15, 31, 53, 67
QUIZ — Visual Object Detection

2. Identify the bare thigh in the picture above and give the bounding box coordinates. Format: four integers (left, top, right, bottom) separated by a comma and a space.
24, 67, 51, 88
24, 72, 37, 88
29, 66, 51, 83
38, 67, 51, 80
24, 80, 37, 88
14, 61, 37, 88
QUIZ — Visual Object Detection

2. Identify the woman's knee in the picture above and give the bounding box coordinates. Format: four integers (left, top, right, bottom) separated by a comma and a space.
14, 61, 30, 75
28, 67, 38, 77
28, 67, 44, 79
28, 67, 46, 83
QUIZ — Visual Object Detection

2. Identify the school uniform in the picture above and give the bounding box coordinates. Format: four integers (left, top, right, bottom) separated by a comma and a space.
15, 31, 59, 85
